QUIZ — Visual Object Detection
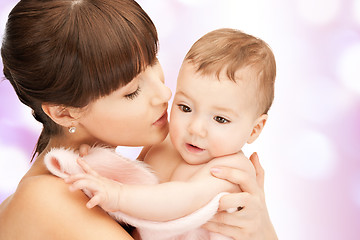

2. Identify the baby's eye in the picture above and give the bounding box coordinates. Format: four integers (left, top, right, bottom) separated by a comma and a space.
125, 86, 141, 100
178, 104, 192, 113
214, 116, 230, 124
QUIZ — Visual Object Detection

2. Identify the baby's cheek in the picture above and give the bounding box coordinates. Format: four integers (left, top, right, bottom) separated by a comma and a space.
208, 138, 231, 157
169, 125, 182, 146
208, 134, 244, 157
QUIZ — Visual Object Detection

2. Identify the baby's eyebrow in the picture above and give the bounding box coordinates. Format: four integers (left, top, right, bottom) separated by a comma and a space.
175, 91, 238, 117
175, 91, 190, 99
212, 106, 239, 117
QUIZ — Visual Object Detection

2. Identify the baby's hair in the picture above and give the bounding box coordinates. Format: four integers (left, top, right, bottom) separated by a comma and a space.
1, 0, 158, 158
185, 28, 276, 115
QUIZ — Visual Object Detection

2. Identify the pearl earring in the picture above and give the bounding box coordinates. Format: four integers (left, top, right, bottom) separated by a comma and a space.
69, 126, 76, 133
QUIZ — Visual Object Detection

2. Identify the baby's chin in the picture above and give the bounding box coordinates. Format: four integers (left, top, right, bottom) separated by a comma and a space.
181, 152, 213, 166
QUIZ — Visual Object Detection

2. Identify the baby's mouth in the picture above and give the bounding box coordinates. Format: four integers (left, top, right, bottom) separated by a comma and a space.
185, 143, 205, 153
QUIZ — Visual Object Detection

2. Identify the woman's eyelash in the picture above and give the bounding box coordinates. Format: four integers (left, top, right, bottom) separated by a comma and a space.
125, 87, 141, 100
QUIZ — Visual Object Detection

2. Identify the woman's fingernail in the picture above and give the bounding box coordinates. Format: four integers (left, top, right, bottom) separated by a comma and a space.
210, 167, 221, 174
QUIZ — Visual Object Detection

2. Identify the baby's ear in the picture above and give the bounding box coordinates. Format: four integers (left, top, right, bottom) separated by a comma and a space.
247, 114, 268, 144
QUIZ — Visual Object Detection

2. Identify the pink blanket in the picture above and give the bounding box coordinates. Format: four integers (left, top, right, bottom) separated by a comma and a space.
44, 146, 231, 240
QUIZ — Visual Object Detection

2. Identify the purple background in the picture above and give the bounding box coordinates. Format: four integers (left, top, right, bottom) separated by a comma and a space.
1, 0, 360, 239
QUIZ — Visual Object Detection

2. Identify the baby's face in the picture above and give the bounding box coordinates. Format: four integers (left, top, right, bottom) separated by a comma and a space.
169, 62, 260, 165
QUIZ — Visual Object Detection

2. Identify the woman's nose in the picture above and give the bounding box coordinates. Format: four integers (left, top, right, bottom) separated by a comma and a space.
151, 82, 172, 106
187, 117, 207, 138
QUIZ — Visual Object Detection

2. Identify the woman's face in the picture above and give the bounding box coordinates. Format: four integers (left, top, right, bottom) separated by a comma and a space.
77, 62, 172, 147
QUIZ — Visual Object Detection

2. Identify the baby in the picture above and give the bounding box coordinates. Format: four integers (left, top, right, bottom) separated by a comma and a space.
63, 28, 276, 239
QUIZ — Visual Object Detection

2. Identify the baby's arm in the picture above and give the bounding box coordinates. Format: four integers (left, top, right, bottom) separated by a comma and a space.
66, 155, 244, 222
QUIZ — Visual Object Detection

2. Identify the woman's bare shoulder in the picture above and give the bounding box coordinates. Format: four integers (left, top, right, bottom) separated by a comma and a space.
0, 174, 133, 240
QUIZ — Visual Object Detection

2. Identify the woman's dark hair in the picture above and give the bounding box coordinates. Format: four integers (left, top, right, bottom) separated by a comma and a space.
1, 0, 158, 159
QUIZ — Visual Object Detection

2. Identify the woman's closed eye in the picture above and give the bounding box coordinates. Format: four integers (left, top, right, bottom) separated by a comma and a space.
178, 104, 192, 113
125, 86, 141, 100
214, 116, 230, 124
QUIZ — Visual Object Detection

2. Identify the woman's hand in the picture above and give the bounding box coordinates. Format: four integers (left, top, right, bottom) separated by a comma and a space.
203, 153, 277, 240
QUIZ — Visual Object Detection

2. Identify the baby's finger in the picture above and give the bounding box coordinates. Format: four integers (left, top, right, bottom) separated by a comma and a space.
79, 144, 91, 157
68, 183, 82, 192
64, 173, 89, 184
68, 179, 97, 193
77, 158, 99, 177
86, 194, 102, 209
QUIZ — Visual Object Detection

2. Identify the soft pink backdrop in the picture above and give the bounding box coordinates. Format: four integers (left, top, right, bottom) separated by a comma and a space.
1, 0, 359, 239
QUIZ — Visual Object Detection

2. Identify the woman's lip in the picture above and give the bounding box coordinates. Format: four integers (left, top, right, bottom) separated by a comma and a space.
153, 110, 168, 126
185, 143, 204, 153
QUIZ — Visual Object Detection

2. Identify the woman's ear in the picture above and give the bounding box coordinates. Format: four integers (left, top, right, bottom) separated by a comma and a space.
247, 114, 268, 144
41, 104, 82, 128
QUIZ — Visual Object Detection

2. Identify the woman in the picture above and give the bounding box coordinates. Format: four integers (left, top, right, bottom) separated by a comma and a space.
0, 0, 277, 239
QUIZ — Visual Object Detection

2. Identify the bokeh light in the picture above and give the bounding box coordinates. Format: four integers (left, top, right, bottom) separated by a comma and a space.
296, 0, 341, 25
354, 0, 360, 25
292, 74, 355, 124
0, 145, 30, 202
338, 43, 360, 94
286, 129, 337, 179
176, 0, 207, 6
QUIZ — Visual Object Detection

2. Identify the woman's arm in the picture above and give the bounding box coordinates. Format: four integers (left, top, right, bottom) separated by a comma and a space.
203, 153, 278, 240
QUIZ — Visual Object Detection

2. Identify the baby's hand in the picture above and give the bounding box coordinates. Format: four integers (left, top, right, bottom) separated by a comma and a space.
78, 144, 91, 157
64, 159, 124, 212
